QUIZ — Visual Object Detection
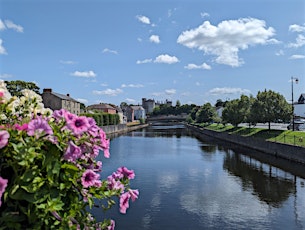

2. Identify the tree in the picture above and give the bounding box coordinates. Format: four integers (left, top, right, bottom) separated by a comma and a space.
176, 100, 181, 107
250, 90, 291, 130
196, 103, 216, 123
222, 95, 253, 127
5, 80, 40, 96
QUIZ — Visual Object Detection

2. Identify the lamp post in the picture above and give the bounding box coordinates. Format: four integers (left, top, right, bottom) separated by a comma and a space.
291, 76, 299, 131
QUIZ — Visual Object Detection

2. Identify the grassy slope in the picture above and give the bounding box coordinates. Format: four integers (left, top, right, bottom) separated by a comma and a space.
201, 123, 305, 147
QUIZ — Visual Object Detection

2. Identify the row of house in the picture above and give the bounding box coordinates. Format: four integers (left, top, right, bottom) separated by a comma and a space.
41, 88, 146, 124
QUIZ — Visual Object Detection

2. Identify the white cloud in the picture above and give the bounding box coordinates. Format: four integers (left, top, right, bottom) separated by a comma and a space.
165, 89, 176, 95
154, 54, 179, 64
0, 73, 12, 79
0, 20, 5, 30
151, 92, 163, 97
125, 98, 136, 103
4, 20, 23, 33
60, 60, 77, 65
288, 34, 305, 48
121, 84, 144, 88
289, 55, 305, 59
136, 15, 150, 24
71, 70, 96, 78
92, 88, 123, 96
289, 24, 305, 33
102, 48, 118, 55
209, 87, 251, 95
149, 35, 160, 44
275, 50, 284, 56
177, 18, 278, 67
0, 39, 7, 55
76, 98, 88, 104
100, 83, 108, 87
136, 58, 152, 64
184, 62, 211, 70
200, 12, 210, 18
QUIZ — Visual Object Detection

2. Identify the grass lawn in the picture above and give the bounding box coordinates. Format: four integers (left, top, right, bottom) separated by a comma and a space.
201, 123, 305, 147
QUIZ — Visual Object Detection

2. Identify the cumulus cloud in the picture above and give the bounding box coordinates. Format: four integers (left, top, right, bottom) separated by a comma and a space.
76, 98, 88, 104
121, 84, 144, 88
92, 88, 123, 96
4, 20, 23, 33
165, 89, 176, 95
288, 34, 305, 48
289, 55, 305, 60
71, 70, 96, 78
0, 20, 5, 31
0, 39, 7, 54
136, 15, 150, 24
200, 12, 210, 18
125, 98, 136, 103
60, 60, 77, 65
177, 18, 278, 67
136, 59, 152, 64
209, 87, 251, 95
102, 48, 118, 54
154, 54, 179, 64
0, 73, 12, 79
184, 62, 211, 70
150, 35, 160, 43
289, 24, 305, 33
275, 50, 284, 56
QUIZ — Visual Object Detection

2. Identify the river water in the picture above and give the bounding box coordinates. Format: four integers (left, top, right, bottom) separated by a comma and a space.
92, 124, 305, 230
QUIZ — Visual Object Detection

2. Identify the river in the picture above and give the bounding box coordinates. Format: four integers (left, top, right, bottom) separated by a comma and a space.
92, 124, 305, 230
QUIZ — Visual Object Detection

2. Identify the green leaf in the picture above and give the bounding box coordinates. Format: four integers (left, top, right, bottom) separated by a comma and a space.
9, 188, 36, 203
61, 163, 79, 171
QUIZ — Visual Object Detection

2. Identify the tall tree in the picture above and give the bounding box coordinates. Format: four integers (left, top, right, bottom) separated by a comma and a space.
250, 90, 291, 129
5, 80, 40, 97
196, 103, 216, 123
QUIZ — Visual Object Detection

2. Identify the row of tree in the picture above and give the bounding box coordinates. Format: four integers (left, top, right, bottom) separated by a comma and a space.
188, 90, 292, 130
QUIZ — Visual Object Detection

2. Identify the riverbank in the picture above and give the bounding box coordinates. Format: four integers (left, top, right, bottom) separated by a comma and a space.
186, 123, 305, 165
101, 123, 149, 135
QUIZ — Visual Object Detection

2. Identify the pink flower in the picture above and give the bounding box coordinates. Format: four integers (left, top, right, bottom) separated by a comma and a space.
117, 167, 135, 180
107, 220, 115, 230
81, 169, 100, 188
64, 141, 82, 163
0, 130, 10, 149
129, 189, 139, 202
13, 123, 28, 131
0, 176, 8, 207
27, 117, 53, 138
52, 109, 66, 120
119, 192, 131, 214
66, 116, 90, 135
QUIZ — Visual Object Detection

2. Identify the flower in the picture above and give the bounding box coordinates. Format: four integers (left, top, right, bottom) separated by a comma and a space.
0, 130, 9, 149
128, 189, 139, 202
117, 167, 135, 180
66, 116, 90, 135
27, 116, 53, 138
0, 176, 8, 207
119, 192, 131, 214
64, 141, 82, 163
81, 169, 101, 188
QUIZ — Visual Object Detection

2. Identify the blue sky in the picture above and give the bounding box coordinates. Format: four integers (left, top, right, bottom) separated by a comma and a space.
0, 0, 304, 106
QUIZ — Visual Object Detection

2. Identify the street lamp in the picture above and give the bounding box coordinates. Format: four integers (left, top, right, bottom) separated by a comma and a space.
291, 76, 299, 131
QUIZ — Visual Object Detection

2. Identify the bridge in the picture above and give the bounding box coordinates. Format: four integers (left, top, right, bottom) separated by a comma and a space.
146, 115, 187, 123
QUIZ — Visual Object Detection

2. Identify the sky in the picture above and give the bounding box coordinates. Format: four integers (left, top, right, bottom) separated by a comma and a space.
0, 0, 304, 107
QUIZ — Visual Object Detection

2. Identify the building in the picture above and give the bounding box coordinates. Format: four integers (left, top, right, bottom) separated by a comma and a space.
42, 88, 80, 115
294, 94, 305, 118
142, 98, 155, 114
125, 105, 146, 122
86, 103, 116, 114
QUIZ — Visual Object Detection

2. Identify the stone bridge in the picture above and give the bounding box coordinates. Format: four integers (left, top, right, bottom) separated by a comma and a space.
146, 115, 187, 123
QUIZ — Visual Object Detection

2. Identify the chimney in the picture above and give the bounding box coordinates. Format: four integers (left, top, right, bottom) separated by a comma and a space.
67, 93, 70, 97
43, 88, 52, 93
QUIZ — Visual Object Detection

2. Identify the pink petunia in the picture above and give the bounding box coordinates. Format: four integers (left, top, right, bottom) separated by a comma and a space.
128, 189, 139, 202
66, 116, 90, 135
119, 192, 131, 214
27, 117, 53, 138
0, 176, 8, 207
64, 141, 82, 163
117, 167, 135, 180
13, 123, 28, 131
0, 130, 10, 149
81, 169, 100, 188
107, 220, 115, 230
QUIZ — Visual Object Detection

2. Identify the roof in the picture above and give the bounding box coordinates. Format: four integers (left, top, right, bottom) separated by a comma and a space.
87, 103, 116, 110
51, 92, 79, 103
130, 105, 145, 110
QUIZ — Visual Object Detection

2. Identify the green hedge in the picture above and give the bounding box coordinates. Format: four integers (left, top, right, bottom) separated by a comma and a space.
81, 113, 120, 126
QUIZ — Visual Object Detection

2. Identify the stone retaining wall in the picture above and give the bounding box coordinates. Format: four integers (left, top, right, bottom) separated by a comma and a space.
101, 124, 149, 135
186, 124, 305, 165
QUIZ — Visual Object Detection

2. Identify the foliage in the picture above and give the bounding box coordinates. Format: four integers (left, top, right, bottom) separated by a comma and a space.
153, 103, 196, 116
82, 113, 120, 126
250, 90, 291, 129
4, 80, 40, 97
222, 95, 253, 127
195, 103, 216, 124
0, 81, 138, 229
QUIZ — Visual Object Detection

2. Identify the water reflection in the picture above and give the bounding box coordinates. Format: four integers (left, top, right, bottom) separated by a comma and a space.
92, 125, 305, 230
